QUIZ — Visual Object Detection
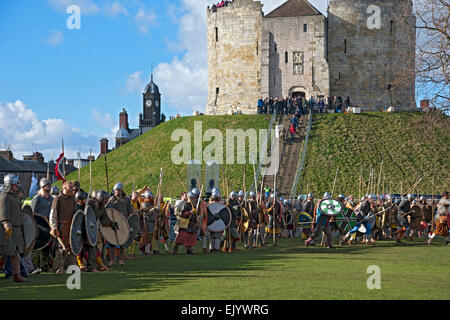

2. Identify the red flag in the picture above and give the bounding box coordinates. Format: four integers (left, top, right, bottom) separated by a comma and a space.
55, 152, 65, 182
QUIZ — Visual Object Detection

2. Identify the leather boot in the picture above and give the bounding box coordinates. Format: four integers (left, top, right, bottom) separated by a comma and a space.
11, 256, 29, 282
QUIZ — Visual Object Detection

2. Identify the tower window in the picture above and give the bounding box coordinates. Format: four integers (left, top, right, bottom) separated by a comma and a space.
216, 87, 219, 94
293, 51, 304, 75
256, 42, 259, 55
215, 27, 218, 42
274, 43, 277, 52
285, 51, 288, 64
303, 24, 307, 32
344, 39, 347, 54
390, 20, 393, 33
339, 72, 341, 80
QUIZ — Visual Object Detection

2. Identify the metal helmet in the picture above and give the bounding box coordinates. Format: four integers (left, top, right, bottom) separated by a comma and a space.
75, 191, 87, 202
96, 190, 108, 201
323, 192, 331, 199
211, 187, 218, 194
229, 191, 237, 199
380, 194, 386, 201
141, 202, 151, 209
249, 191, 256, 198
386, 194, 392, 200
238, 190, 244, 198
191, 188, 200, 196
307, 193, 313, 198
187, 191, 194, 199
212, 188, 221, 199
338, 194, 345, 199
39, 178, 51, 188
407, 193, 415, 200
51, 186, 60, 196
142, 190, 154, 199
283, 199, 288, 206
4, 174, 21, 188
279, 196, 284, 202
113, 182, 124, 191
419, 196, 425, 201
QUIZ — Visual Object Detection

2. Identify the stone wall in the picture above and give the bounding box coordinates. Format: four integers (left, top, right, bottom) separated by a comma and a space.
206, 0, 263, 115
261, 14, 329, 100
328, 0, 416, 111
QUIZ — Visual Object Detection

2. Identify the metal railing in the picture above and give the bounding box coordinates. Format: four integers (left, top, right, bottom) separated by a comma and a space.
290, 110, 313, 200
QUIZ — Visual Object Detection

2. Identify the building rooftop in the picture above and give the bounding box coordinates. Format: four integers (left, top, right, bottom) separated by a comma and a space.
265, 0, 321, 18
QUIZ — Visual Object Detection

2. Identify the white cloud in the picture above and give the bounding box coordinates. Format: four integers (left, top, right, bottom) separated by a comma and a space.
47, 0, 100, 15
125, 71, 144, 93
0, 100, 100, 161
135, 7, 157, 33
104, 1, 129, 17
43, 30, 64, 46
92, 108, 116, 129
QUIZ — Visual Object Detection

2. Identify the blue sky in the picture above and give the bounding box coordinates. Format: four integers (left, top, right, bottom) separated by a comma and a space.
0, 0, 329, 161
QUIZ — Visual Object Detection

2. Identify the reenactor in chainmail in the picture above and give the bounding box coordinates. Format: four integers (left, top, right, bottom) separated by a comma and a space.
305, 192, 335, 249
30, 178, 54, 273
106, 182, 133, 266
139, 190, 157, 255
209, 188, 223, 252
49, 181, 77, 274
265, 193, 283, 246
245, 191, 259, 248
428, 191, 449, 246
396, 194, 414, 243
302, 193, 315, 242
0, 175, 28, 282
223, 191, 240, 252
294, 195, 304, 237
173, 192, 198, 254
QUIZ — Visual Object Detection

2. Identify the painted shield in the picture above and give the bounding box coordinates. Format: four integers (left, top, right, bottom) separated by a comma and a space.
206, 202, 231, 233
99, 208, 130, 246
187, 160, 202, 191
285, 212, 293, 225
70, 210, 85, 255
297, 212, 312, 228
33, 214, 52, 251
22, 205, 37, 255
336, 208, 358, 232
318, 199, 343, 216
205, 160, 220, 194
358, 223, 367, 233
84, 205, 98, 246
122, 213, 139, 248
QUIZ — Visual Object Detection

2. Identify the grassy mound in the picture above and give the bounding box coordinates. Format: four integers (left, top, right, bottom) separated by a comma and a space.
297, 112, 449, 197
62, 115, 271, 196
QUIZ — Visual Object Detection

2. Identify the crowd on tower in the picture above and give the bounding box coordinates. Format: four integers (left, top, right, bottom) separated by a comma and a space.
208, 1, 233, 12
257, 95, 352, 115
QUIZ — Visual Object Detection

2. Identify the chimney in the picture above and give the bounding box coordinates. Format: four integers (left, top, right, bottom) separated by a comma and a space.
100, 138, 109, 155
0, 150, 14, 161
32, 152, 45, 164
119, 108, 129, 130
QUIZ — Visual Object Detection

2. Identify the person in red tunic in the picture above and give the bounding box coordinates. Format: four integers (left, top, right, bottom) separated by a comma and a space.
173, 193, 198, 254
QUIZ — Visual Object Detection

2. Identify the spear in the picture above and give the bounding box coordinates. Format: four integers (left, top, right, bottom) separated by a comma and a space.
431, 175, 435, 232
273, 173, 277, 245
47, 161, 50, 181
377, 160, 383, 196
62, 139, 66, 181
331, 167, 339, 197
78, 151, 81, 183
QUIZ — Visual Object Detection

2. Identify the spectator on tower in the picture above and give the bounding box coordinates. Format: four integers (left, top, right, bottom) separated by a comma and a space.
289, 123, 296, 142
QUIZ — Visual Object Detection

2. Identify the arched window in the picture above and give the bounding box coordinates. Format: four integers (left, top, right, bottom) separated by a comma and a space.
285, 51, 288, 63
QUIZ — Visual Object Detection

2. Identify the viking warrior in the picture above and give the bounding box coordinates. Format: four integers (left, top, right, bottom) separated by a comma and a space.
137, 189, 156, 255
396, 194, 414, 243
209, 188, 224, 252
428, 191, 449, 246
294, 195, 304, 238
265, 193, 283, 246
223, 191, 240, 252
326, 194, 345, 245
153, 194, 171, 255
73, 191, 96, 272
49, 181, 76, 274
105, 182, 133, 266
302, 193, 315, 241
30, 178, 54, 273
245, 191, 260, 248
191, 188, 208, 254
284, 200, 295, 238
127, 191, 140, 259
89, 190, 115, 271
345, 195, 356, 210
417, 196, 431, 237
305, 192, 335, 249
343, 194, 376, 245
0, 175, 29, 282
173, 192, 198, 254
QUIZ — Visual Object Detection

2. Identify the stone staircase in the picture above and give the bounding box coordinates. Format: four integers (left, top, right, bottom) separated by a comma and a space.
262, 114, 307, 198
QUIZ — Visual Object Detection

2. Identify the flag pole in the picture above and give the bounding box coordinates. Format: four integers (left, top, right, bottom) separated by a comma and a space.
62, 139, 66, 182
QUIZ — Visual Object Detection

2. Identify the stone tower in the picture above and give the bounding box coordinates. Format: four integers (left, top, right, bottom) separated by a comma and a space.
327, 0, 416, 110
206, 0, 263, 115
140, 73, 163, 134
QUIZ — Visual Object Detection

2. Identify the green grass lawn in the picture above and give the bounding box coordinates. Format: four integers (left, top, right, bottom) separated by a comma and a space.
1, 238, 449, 300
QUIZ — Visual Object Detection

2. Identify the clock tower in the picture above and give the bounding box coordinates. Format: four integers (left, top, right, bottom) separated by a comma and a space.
139, 72, 164, 134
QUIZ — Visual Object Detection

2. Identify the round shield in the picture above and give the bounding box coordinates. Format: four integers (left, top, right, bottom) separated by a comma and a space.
22, 205, 37, 255
285, 212, 293, 225
100, 208, 130, 246
297, 212, 312, 228
240, 208, 249, 233
122, 213, 139, 248
206, 202, 231, 233
33, 214, 52, 251
84, 206, 98, 246
318, 198, 343, 216
70, 210, 85, 255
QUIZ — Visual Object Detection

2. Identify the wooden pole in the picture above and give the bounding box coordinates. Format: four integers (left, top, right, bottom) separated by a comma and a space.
62, 139, 66, 181
78, 151, 81, 183
104, 156, 110, 195
377, 160, 383, 196
273, 173, 276, 245
431, 175, 435, 232
331, 167, 339, 197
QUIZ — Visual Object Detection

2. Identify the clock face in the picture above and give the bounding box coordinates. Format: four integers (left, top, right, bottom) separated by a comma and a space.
145, 99, 152, 107
155, 100, 160, 107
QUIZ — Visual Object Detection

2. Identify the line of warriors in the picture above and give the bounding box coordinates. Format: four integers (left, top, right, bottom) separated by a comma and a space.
1, 172, 449, 283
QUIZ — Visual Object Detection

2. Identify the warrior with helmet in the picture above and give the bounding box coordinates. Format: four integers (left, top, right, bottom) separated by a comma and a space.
302, 193, 315, 242
265, 193, 283, 246
0, 175, 29, 282
245, 190, 260, 248
223, 191, 240, 252
105, 182, 133, 265
173, 192, 198, 254
209, 188, 224, 252
294, 195, 305, 238
428, 191, 449, 246
137, 189, 158, 255
343, 194, 377, 245
30, 178, 54, 273
396, 194, 415, 243
305, 192, 335, 249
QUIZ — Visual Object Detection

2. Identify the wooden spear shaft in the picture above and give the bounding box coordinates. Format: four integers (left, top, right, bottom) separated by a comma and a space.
377, 160, 383, 196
